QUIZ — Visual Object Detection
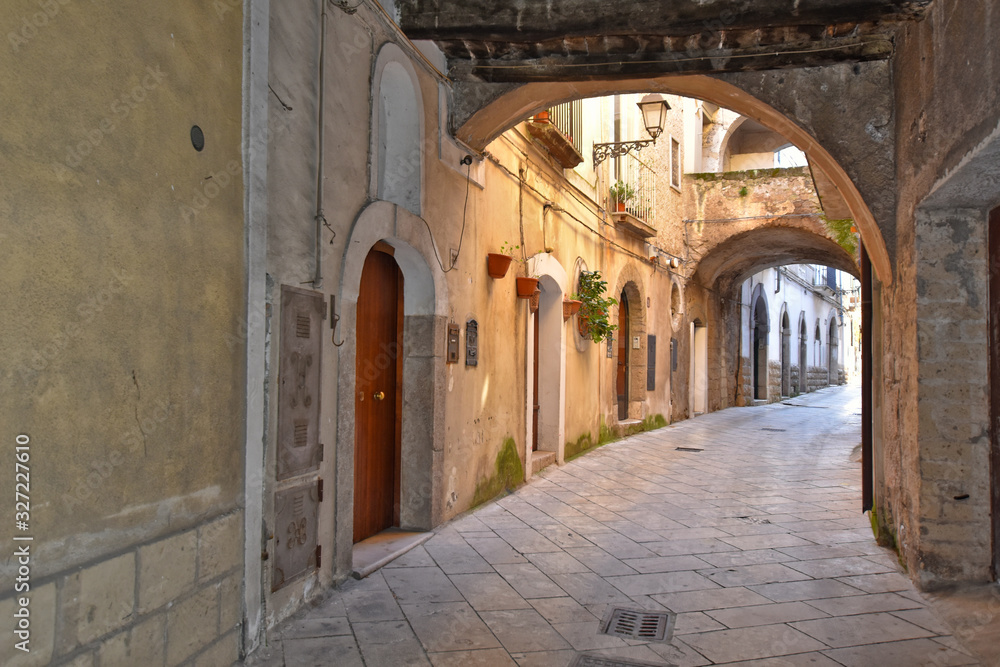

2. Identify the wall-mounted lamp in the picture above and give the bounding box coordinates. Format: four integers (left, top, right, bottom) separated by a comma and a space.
593, 93, 671, 166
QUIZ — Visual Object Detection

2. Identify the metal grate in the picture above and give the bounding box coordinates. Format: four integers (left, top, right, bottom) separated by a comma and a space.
675, 447, 703, 452
761, 427, 786, 432
293, 422, 308, 447
600, 607, 675, 642
569, 655, 672, 667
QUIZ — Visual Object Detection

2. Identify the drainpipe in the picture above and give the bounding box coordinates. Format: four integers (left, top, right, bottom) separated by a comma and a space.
313, 0, 328, 289
861, 243, 873, 514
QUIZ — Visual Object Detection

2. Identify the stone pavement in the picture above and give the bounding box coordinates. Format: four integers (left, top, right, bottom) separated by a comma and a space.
252, 385, 990, 666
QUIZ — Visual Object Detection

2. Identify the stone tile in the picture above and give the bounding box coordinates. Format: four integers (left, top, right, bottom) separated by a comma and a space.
464, 537, 529, 565
646, 538, 739, 556
775, 544, 865, 560
706, 601, 829, 628
674, 611, 727, 634
528, 596, 598, 625
166, 586, 218, 665
891, 607, 953, 634
425, 543, 494, 574
621, 555, 713, 573
835, 572, 913, 593
548, 573, 635, 605
584, 531, 657, 559
384, 545, 438, 568
822, 637, 980, 666
280, 616, 352, 639
98, 612, 166, 667
194, 631, 240, 667
480, 609, 571, 653
656, 527, 731, 541
525, 551, 590, 574
804, 592, 921, 616
645, 635, 713, 667
700, 563, 813, 588
60, 553, 136, 650
715, 652, 843, 666
283, 636, 364, 667
718, 533, 817, 550
563, 547, 638, 576
354, 619, 431, 667
495, 563, 567, 599
450, 573, 532, 611
402, 601, 502, 653
495, 528, 563, 554
682, 624, 827, 663
550, 619, 628, 651
750, 579, 866, 603
652, 587, 775, 613
198, 512, 242, 582
695, 549, 793, 568
340, 576, 405, 622
512, 649, 577, 666
606, 571, 720, 596
138, 528, 197, 613
791, 611, 933, 648
430, 648, 518, 666
0, 581, 56, 667
784, 556, 894, 579
383, 567, 464, 604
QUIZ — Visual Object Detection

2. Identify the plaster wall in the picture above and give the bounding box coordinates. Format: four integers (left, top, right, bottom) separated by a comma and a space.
0, 0, 247, 662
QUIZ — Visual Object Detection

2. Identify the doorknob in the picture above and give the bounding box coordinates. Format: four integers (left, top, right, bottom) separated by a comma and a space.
373, 391, 385, 401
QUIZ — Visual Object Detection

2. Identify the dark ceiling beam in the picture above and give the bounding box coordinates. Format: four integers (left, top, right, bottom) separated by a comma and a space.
399, 0, 932, 43
448, 33, 893, 82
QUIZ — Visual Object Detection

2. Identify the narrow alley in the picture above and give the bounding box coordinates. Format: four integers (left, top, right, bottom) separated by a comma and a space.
253, 385, 979, 667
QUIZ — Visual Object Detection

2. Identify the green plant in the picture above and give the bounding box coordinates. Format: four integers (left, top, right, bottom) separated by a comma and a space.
822, 216, 858, 257
738, 185, 749, 197
471, 437, 524, 507
576, 271, 618, 343
609, 180, 636, 203
498, 241, 520, 256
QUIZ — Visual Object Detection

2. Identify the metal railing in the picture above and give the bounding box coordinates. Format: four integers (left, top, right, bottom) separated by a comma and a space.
603, 153, 657, 224
548, 100, 583, 155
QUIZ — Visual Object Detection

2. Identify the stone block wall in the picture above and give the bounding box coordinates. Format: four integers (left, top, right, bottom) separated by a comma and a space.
807, 366, 831, 393
767, 361, 783, 403
790, 365, 801, 394
0, 512, 243, 667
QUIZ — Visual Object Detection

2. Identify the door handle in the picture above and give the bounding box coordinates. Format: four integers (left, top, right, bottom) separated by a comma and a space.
373, 391, 385, 401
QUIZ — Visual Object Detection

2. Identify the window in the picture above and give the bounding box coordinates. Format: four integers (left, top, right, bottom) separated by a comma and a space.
670, 137, 681, 190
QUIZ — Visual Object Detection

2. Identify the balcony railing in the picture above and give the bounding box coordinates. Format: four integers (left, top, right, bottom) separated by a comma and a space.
548, 101, 583, 155
605, 153, 656, 223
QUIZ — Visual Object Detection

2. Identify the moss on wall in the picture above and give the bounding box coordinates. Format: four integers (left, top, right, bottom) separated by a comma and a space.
472, 437, 524, 507
566, 414, 669, 462
823, 216, 859, 256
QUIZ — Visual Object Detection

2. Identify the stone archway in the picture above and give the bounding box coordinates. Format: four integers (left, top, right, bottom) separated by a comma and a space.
612, 264, 648, 421
798, 313, 808, 394
335, 201, 447, 577
828, 313, 840, 385
780, 308, 791, 397
752, 292, 769, 401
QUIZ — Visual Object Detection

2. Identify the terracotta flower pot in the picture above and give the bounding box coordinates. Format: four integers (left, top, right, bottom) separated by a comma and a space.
486, 253, 513, 279
616, 202, 626, 212
516, 277, 539, 298
533, 110, 550, 123
563, 299, 582, 321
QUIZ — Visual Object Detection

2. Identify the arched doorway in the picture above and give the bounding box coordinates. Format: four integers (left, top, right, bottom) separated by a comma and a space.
780, 310, 791, 397
617, 288, 630, 420
798, 316, 808, 394
691, 320, 708, 415
828, 317, 840, 386
753, 295, 769, 401
354, 245, 403, 543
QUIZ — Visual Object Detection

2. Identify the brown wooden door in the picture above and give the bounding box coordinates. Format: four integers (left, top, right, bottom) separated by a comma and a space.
532, 308, 540, 452
617, 290, 629, 420
989, 208, 1000, 579
354, 247, 403, 543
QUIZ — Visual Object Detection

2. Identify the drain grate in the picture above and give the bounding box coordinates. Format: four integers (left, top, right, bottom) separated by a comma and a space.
675, 446, 703, 452
736, 516, 771, 524
569, 655, 673, 667
761, 427, 786, 432
600, 607, 675, 642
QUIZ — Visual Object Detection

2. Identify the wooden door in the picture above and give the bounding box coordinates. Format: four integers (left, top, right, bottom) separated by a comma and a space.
617, 290, 629, 420
532, 308, 540, 452
354, 247, 403, 543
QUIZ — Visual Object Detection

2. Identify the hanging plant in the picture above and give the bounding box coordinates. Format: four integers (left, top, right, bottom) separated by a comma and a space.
576, 270, 618, 344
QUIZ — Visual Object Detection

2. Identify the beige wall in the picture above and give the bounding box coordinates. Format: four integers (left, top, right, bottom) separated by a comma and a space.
0, 0, 247, 662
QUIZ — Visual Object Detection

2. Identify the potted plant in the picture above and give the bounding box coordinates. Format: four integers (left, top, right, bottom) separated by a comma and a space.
576, 271, 618, 343
516, 275, 539, 298
487, 241, 518, 279
609, 180, 635, 212
563, 294, 583, 321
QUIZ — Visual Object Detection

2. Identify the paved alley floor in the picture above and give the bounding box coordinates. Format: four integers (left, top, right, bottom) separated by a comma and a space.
255, 385, 990, 666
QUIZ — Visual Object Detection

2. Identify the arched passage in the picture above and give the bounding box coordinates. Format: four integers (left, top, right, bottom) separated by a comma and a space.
828, 314, 840, 385
798, 313, 808, 394
752, 290, 769, 401
780, 308, 791, 397
453, 75, 891, 285
335, 201, 447, 575
612, 264, 647, 421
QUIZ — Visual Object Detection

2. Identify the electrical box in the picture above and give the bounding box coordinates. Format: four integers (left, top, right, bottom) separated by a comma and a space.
632, 336, 641, 350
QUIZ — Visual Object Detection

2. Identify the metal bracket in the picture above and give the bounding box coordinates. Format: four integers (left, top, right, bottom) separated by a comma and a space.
593, 138, 656, 167
330, 295, 345, 347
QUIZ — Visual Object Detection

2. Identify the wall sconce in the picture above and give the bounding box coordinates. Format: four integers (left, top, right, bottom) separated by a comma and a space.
593, 93, 671, 166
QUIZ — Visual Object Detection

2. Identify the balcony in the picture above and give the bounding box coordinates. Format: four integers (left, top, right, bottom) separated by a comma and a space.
603, 153, 657, 238
525, 101, 584, 169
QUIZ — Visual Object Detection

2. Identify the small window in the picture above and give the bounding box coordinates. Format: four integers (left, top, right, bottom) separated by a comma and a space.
670, 137, 681, 191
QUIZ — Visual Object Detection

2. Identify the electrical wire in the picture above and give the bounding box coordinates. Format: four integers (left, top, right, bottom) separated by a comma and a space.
421, 160, 472, 274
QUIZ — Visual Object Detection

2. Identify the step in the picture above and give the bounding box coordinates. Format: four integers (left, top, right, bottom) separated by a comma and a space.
531, 450, 557, 475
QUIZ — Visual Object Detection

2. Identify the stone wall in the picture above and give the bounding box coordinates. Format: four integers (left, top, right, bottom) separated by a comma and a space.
0, 512, 242, 666
767, 361, 783, 403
